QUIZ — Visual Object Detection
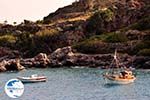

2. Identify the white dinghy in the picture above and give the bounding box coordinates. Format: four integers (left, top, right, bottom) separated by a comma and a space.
17, 74, 47, 83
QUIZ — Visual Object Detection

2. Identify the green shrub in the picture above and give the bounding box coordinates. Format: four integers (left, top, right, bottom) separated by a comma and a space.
134, 41, 150, 51
0, 35, 16, 43
74, 40, 104, 54
87, 34, 108, 41
73, 31, 128, 53
101, 8, 114, 22
138, 49, 150, 56
133, 40, 150, 54
0, 35, 16, 47
129, 16, 150, 31
104, 32, 128, 43
86, 8, 114, 34
36, 29, 59, 37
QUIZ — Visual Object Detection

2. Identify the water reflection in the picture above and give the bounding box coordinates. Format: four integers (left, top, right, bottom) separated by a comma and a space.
103, 83, 121, 88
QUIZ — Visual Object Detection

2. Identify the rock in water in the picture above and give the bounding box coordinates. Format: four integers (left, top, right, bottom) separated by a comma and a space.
34, 53, 50, 67
0, 59, 25, 72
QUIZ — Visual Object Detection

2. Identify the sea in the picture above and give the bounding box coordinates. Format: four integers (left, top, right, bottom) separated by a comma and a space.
0, 67, 150, 100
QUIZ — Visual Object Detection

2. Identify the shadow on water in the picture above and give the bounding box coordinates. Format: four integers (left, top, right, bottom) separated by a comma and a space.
22, 82, 46, 85
103, 83, 121, 88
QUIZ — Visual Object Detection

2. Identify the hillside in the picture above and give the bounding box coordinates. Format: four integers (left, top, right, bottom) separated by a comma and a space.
42, 0, 150, 56
0, 0, 149, 70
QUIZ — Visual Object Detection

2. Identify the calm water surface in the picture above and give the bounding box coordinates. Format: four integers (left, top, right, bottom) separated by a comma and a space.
0, 68, 150, 100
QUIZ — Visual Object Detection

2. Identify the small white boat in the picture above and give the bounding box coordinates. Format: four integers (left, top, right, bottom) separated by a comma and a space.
17, 74, 47, 83
103, 50, 136, 85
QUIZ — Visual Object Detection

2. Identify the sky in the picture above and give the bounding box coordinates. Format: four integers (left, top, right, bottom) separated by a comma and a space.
0, 0, 75, 24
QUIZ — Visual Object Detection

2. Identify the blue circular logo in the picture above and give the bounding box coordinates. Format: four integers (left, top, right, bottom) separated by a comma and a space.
5, 79, 24, 98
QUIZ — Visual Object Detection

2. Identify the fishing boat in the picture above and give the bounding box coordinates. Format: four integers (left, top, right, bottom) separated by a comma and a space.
103, 50, 136, 84
17, 74, 47, 83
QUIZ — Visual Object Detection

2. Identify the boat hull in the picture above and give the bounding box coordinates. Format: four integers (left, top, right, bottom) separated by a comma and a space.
17, 76, 47, 83
104, 74, 136, 85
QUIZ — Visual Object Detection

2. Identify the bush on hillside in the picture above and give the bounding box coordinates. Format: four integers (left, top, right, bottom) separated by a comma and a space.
36, 29, 59, 37
130, 16, 150, 31
133, 40, 150, 54
73, 40, 110, 54
86, 8, 114, 34
138, 49, 150, 56
0, 34, 16, 47
104, 32, 128, 43
135, 41, 150, 50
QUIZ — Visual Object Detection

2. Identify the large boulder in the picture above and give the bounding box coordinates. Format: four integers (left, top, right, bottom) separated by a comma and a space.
0, 60, 7, 72
0, 59, 25, 72
21, 53, 50, 67
33, 53, 50, 67
50, 46, 73, 66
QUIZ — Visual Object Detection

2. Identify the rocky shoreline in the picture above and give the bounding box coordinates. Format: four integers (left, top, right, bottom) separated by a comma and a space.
0, 46, 149, 72
0, 0, 149, 72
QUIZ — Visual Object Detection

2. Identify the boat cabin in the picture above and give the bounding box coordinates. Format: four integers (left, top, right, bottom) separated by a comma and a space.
120, 70, 134, 79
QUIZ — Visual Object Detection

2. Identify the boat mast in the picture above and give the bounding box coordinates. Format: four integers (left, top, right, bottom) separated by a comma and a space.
108, 49, 120, 74
111, 49, 120, 74
114, 49, 119, 68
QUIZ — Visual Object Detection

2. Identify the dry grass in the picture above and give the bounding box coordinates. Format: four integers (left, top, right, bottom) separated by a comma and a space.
48, 13, 92, 26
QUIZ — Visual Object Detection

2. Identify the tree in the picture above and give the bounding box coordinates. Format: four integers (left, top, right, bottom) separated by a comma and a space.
13, 22, 17, 25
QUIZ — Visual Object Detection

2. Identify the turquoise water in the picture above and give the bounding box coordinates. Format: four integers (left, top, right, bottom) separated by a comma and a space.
0, 68, 150, 100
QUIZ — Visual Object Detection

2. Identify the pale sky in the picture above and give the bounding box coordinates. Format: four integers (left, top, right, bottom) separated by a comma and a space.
0, 0, 75, 24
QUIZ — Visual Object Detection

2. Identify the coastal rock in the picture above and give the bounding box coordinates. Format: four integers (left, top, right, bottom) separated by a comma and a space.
51, 46, 72, 58
20, 58, 34, 67
0, 46, 149, 71
20, 53, 50, 67
33, 53, 50, 67
133, 56, 150, 69
0, 59, 25, 72
50, 46, 73, 66
0, 60, 7, 71
49, 46, 134, 68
